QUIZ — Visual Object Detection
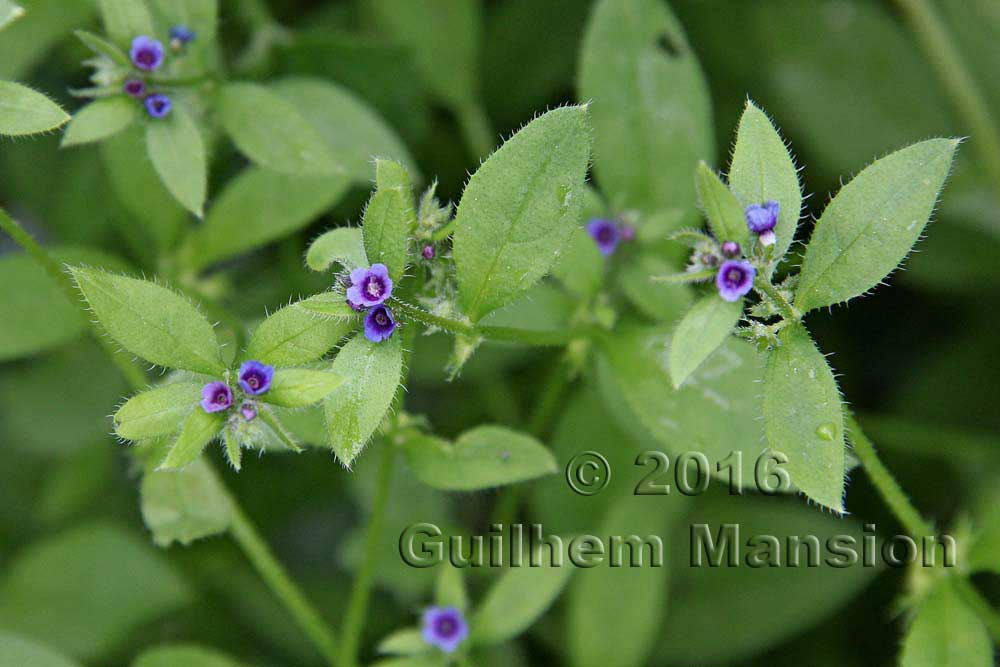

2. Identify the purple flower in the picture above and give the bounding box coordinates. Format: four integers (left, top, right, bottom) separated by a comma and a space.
745, 201, 779, 246
201, 381, 232, 413
721, 241, 740, 258
239, 360, 274, 395
587, 218, 620, 257
421, 244, 436, 260
169, 25, 195, 48
716, 260, 756, 302
240, 401, 257, 422
421, 606, 468, 654
130, 36, 164, 71
123, 79, 145, 98
347, 263, 393, 308
364, 305, 397, 343
144, 94, 172, 118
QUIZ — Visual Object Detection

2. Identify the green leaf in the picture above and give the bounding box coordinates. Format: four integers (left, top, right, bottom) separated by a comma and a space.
0, 2, 25, 32
324, 331, 403, 466
453, 105, 592, 321
115, 382, 201, 441
568, 495, 685, 667
762, 323, 845, 511
597, 327, 766, 489
132, 644, 244, 667
0, 522, 192, 660
306, 227, 368, 272
362, 187, 409, 281
0, 247, 128, 362
376, 629, 428, 657
69, 267, 225, 374
217, 82, 343, 176
727, 101, 801, 266
140, 459, 232, 547
403, 425, 556, 491
376, 157, 413, 192
146, 0, 219, 44
668, 294, 743, 389
295, 292, 362, 320
61, 97, 139, 147
551, 185, 607, 299
0, 1, 95, 80
579, 0, 712, 219
0, 81, 69, 136
97, 0, 152, 47
186, 167, 350, 270
263, 369, 345, 408
245, 295, 356, 368
470, 547, 573, 646
695, 161, 748, 244
273, 77, 416, 183
73, 29, 130, 66
0, 633, 81, 667
145, 105, 207, 217
158, 407, 223, 470
900, 578, 993, 667
435, 563, 468, 611
795, 138, 959, 311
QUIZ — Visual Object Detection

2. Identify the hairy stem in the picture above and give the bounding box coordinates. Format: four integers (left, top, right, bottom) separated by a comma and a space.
753, 277, 801, 323
894, 0, 1000, 193
227, 491, 341, 666
339, 435, 396, 667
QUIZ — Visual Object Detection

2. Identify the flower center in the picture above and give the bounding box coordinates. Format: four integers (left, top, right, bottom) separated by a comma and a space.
246, 375, 260, 390
215, 391, 228, 404
435, 617, 457, 638
137, 50, 156, 65
726, 268, 743, 285
365, 278, 383, 298
375, 311, 389, 326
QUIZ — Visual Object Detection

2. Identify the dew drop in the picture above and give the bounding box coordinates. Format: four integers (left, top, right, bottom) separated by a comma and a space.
816, 422, 837, 441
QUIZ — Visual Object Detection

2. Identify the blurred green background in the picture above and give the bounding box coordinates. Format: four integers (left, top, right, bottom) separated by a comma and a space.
1, 1, 998, 665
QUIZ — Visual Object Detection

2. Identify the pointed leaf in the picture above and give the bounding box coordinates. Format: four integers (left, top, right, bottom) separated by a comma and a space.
146, 105, 207, 217
579, 0, 712, 219
362, 187, 409, 281
795, 138, 959, 311
696, 162, 748, 244
61, 97, 139, 147
900, 579, 993, 667
0, 81, 69, 136
97, 0, 152, 47
69, 267, 225, 374
264, 369, 345, 408
0, 2, 25, 32
762, 323, 845, 511
158, 406, 223, 470
306, 227, 368, 272
294, 292, 361, 320
73, 29, 130, 66
324, 332, 403, 466
140, 459, 232, 547
453, 105, 592, 321
669, 294, 742, 388
403, 425, 556, 491
376, 629, 429, 657
115, 382, 201, 440
728, 101, 801, 265
434, 564, 467, 611
245, 295, 356, 368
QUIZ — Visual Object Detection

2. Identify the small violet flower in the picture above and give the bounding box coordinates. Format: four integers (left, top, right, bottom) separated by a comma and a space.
421, 606, 468, 654
201, 381, 233, 413
123, 79, 145, 98
421, 244, 436, 260
716, 260, 756, 302
347, 263, 393, 309
239, 360, 274, 395
144, 94, 172, 119
130, 35, 164, 71
587, 218, 620, 257
721, 241, 740, 258
169, 25, 196, 49
745, 201, 779, 247
364, 305, 397, 343
240, 401, 257, 422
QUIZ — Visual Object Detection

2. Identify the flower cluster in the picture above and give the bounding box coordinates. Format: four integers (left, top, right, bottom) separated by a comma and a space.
346, 264, 397, 343
421, 606, 468, 653
122, 29, 193, 119
587, 217, 635, 257
200, 360, 274, 421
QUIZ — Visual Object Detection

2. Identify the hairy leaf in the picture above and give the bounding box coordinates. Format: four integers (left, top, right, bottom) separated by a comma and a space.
140, 459, 231, 547
696, 162, 748, 244
246, 295, 356, 368
115, 382, 201, 441
61, 97, 138, 147
306, 227, 368, 272
0, 81, 69, 136
362, 187, 409, 281
264, 369, 345, 408
159, 407, 223, 470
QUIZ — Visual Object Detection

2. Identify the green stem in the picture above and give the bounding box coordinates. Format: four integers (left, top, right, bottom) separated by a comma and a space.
754, 278, 801, 323
455, 100, 495, 160
894, 0, 1000, 192
846, 416, 933, 538
0, 209, 148, 390
390, 297, 589, 347
226, 493, 341, 666
339, 440, 395, 667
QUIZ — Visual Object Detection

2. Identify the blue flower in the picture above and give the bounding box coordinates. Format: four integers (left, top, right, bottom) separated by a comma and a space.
169, 25, 196, 49
123, 79, 145, 98
347, 263, 393, 308
239, 360, 274, 395
745, 201, 779, 246
716, 260, 755, 302
587, 218, 620, 257
421, 606, 468, 654
144, 94, 172, 119
364, 305, 397, 343
130, 35, 164, 71
201, 381, 232, 413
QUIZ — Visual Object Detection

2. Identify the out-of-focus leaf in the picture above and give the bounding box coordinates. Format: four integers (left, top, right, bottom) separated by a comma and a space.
0, 632, 81, 667
97, 0, 153, 48
0, 2, 24, 32
900, 578, 992, 667
140, 459, 232, 547
145, 105, 207, 217
0, 81, 69, 136
132, 643, 244, 667
0, 0, 95, 79
668, 293, 742, 389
